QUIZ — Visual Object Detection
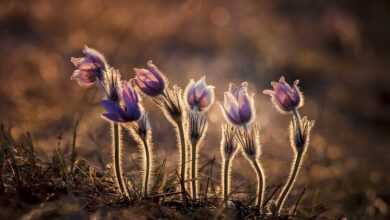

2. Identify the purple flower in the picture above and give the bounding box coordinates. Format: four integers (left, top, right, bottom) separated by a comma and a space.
101, 81, 143, 123
221, 82, 255, 126
70, 46, 107, 87
133, 60, 166, 97
184, 77, 215, 112
263, 76, 303, 113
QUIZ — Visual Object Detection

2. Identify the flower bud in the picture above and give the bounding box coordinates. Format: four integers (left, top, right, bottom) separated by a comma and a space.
221, 82, 255, 126
133, 60, 167, 97
221, 124, 238, 159
290, 115, 315, 153
184, 77, 215, 112
101, 81, 143, 123
70, 46, 107, 87
263, 76, 303, 113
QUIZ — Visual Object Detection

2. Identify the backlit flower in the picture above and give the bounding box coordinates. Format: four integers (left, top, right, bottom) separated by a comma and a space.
263, 76, 303, 113
101, 81, 143, 123
221, 82, 255, 126
133, 60, 167, 97
184, 77, 215, 112
70, 46, 107, 87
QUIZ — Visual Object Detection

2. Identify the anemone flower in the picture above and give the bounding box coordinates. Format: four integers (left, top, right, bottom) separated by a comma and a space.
70, 46, 107, 87
263, 76, 303, 114
221, 82, 255, 127
101, 81, 143, 123
184, 77, 215, 112
133, 61, 188, 202
183, 76, 214, 200
133, 60, 167, 97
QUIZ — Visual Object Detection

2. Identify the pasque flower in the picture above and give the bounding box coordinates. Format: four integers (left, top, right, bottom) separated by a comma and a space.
101, 81, 143, 123
263, 76, 303, 113
70, 46, 107, 87
133, 60, 167, 97
221, 82, 255, 126
184, 77, 215, 112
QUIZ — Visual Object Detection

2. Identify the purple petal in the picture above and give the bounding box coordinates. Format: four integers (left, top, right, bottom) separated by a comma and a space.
101, 113, 124, 122
101, 100, 121, 114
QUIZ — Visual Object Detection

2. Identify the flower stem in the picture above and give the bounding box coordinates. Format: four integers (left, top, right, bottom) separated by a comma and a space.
222, 157, 232, 206
190, 138, 198, 201
177, 120, 187, 201
141, 138, 151, 198
292, 109, 303, 139
112, 123, 129, 199
276, 151, 304, 214
251, 159, 265, 210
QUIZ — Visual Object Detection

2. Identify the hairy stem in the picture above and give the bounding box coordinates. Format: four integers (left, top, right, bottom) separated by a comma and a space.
112, 123, 129, 199
251, 159, 265, 210
177, 120, 187, 201
292, 109, 303, 139
222, 157, 232, 206
142, 138, 151, 198
276, 151, 304, 214
191, 138, 199, 201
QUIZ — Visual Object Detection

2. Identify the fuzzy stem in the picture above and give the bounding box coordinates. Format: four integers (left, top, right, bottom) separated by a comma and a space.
190, 138, 198, 201
222, 157, 232, 206
177, 119, 187, 201
276, 151, 304, 214
292, 109, 303, 139
251, 159, 265, 210
141, 138, 151, 198
112, 123, 129, 199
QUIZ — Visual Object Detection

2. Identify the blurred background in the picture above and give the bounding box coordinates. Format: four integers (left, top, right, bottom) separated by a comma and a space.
1, 0, 389, 219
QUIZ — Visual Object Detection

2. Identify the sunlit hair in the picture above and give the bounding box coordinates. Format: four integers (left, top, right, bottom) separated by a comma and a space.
235, 124, 265, 210
220, 124, 239, 205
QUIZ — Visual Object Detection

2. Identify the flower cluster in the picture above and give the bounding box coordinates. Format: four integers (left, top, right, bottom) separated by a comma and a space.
69, 46, 315, 216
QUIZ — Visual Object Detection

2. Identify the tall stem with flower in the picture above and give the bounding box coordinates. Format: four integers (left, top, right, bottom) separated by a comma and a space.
70, 47, 133, 199
133, 61, 189, 201
183, 77, 215, 201
220, 82, 265, 210
263, 76, 315, 215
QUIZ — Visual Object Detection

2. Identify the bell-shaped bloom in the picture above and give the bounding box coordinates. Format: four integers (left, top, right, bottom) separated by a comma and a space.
101, 81, 143, 123
263, 76, 303, 113
70, 46, 107, 87
221, 82, 255, 126
184, 77, 215, 112
133, 60, 166, 97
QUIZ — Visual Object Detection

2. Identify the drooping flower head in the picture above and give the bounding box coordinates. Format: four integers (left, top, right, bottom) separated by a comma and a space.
263, 76, 303, 113
184, 77, 215, 112
70, 46, 108, 87
221, 82, 255, 126
101, 81, 143, 123
133, 60, 167, 97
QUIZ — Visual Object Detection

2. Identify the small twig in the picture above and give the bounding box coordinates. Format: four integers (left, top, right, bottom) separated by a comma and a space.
70, 118, 80, 174
263, 184, 282, 207
147, 191, 182, 199
292, 187, 306, 215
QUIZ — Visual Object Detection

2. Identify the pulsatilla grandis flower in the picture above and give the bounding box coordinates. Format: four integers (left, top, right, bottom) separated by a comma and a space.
221, 82, 255, 126
133, 60, 167, 97
70, 46, 107, 87
263, 76, 303, 113
101, 82, 143, 123
184, 77, 215, 112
